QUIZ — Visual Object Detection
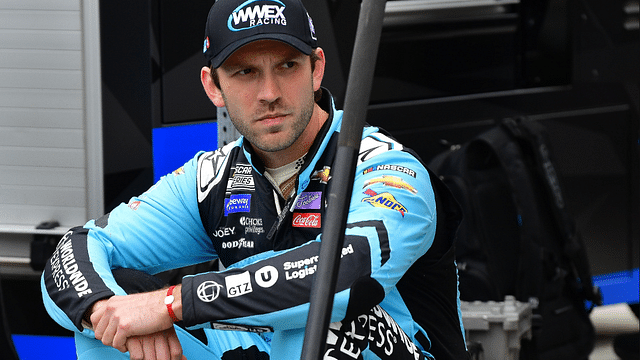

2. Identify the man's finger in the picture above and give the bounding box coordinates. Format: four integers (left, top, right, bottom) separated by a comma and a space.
142, 335, 158, 360
165, 328, 185, 360
100, 317, 119, 348
127, 337, 144, 360
112, 323, 131, 353
154, 331, 172, 360
91, 309, 107, 340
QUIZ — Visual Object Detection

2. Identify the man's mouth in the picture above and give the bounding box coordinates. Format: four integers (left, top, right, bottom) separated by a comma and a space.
257, 113, 287, 125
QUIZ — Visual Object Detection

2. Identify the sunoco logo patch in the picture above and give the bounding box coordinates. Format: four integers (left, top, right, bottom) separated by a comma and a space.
362, 189, 407, 217
228, 0, 287, 31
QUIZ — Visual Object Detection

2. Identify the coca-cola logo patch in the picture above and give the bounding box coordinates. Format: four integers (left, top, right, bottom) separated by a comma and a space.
292, 212, 321, 228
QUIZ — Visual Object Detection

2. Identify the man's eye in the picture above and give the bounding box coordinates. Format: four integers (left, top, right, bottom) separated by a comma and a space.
283, 61, 296, 69
238, 69, 252, 75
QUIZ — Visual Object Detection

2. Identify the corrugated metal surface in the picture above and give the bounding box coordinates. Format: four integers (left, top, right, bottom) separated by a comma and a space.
0, 0, 101, 262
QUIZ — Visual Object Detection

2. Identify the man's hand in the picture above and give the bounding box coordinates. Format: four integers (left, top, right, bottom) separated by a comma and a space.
126, 328, 187, 360
89, 286, 183, 358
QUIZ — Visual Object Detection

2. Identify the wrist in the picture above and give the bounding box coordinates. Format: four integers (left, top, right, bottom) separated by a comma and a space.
82, 299, 107, 330
164, 285, 182, 322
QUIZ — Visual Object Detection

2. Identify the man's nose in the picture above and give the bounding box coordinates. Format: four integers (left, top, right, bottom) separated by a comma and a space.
258, 71, 281, 104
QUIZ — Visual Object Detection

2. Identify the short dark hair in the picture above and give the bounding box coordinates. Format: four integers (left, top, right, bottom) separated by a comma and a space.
209, 48, 323, 102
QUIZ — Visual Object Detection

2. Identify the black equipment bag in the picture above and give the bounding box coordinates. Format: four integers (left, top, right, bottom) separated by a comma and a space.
428, 117, 602, 360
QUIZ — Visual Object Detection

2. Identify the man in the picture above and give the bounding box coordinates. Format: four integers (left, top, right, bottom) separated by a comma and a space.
41, 0, 468, 359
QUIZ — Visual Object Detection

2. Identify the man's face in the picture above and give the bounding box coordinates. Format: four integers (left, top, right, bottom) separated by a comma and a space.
211, 40, 320, 154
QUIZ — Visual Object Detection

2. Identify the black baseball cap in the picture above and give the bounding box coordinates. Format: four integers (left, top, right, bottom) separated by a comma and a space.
203, 0, 318, 68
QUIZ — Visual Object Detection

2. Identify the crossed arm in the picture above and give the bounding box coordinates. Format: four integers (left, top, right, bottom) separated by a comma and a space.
86, 286, 185, 360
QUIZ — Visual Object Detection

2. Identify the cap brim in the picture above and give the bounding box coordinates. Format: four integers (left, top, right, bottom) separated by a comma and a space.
210, 33, 313, 68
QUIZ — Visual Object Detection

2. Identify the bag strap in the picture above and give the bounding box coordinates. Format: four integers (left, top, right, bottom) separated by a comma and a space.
473, 123, 547, 300
501, 117, 603, 307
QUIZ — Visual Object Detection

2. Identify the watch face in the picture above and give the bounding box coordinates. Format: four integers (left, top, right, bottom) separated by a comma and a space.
165, 295, 175, 305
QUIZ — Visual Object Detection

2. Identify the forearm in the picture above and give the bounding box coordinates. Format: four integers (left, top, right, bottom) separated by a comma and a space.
41, 227, 117, 331
87, 285, 184, 352
181, 237, 373, 330
85, 285, 183, 328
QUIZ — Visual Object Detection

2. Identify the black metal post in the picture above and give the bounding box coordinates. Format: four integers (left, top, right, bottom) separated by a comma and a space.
300, 0, 387, 359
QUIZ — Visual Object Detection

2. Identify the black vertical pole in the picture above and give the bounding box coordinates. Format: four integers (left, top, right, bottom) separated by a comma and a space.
300, 0, 387, 359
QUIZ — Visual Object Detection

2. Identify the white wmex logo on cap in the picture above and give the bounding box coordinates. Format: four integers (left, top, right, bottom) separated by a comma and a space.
228, 0, 287, 31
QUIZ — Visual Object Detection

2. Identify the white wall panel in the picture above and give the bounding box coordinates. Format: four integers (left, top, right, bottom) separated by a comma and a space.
0, 29, 81, 50
0, 69, 82, 90
0, 166, 84, 187
0, 0, 102, 275
0, 126, 84, 148
0, 10, 81, 30
0, 108, 83, 128
0, 49, 82, 70
0, 88, 83, 109
0, 0, 79, 11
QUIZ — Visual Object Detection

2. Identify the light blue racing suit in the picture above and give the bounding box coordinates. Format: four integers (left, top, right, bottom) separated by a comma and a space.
41, 89, 467, 359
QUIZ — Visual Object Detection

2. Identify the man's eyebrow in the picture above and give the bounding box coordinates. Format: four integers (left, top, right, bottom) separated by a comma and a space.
220, 61, 249, 73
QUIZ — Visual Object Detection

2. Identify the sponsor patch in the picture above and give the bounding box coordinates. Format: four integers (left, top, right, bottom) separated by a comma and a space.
202, 36, 209, 53
325, 305, 421, 358
357, 134, 403, 166
49, 230, 93, 298
283, 254, 319, 280
224, 194, 251, 216
212, 226, 236, 238
363, 175, 418, 194
211, 323, 273, 333
295, 191, 322, 210
240, 216, 265, 235
128, 200, 141, 211
311, 166, 331, 184
198, 146, 232, 203
307, 12, 317, 40
362, 164, 416, 178
222, 238, 255, 249
362, 189, 407, 217
225, 271, 253, 298
172, 166, 185, 176
228, 174, 255, 192
197, 280, 224, 302
255, 265, 279, 288
228, 0, 287, 31
227, 164, 255, 193
233, 163, 252, 176
292, 212, 321, 228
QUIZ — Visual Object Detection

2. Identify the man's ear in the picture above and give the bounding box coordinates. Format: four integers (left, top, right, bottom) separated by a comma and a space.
201, 66, 225, 108
312, 48, 326, 92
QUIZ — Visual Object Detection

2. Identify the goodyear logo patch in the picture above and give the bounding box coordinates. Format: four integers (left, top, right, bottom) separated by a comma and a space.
362, 189, 407, 217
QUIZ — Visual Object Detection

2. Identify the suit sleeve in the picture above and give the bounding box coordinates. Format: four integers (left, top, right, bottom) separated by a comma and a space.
181, 136, 436, 331
41, 153, 215, 333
